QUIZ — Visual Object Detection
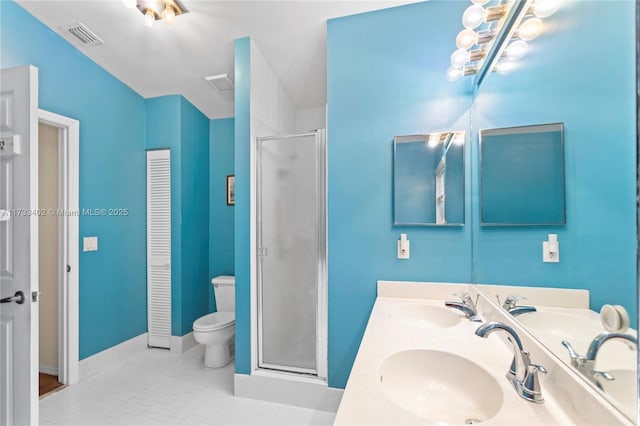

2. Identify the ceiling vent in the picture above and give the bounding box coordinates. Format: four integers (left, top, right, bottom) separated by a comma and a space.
205, 74, 235, 93
60, 22, 104, 47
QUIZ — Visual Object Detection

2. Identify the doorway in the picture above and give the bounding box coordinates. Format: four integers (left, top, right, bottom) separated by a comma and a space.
37, 110, 80, 390
255, 130, 327, 379
37, 122, 63, 395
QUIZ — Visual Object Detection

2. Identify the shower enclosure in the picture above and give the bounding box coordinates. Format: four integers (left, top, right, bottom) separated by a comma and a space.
255, 130, 326, 379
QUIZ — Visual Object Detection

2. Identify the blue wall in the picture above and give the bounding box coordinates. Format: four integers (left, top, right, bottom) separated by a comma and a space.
1, 1, 148, 359
327, 1, 473, 388
470, 1, 637, 324
234, 37, 252, 375
145, 95, 210, 336
209, 118, 235, 311
179, 97, 210, 335
327, 0, 636, 389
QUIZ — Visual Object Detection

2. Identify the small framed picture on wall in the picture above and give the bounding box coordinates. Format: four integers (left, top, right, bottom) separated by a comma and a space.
227, 175, 235, 206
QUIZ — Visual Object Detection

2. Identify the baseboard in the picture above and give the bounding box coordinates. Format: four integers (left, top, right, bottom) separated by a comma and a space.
234, 372, 343, 412
170, 332, 198, 354
39, 364, 58, 376
79, 333, 148, 381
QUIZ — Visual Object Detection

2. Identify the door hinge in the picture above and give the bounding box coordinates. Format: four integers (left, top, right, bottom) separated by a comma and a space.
32, 291, 40, 302
66, 264, 71, 273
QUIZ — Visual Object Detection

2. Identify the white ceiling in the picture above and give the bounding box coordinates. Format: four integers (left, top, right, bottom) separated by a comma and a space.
17, 0, 420, 119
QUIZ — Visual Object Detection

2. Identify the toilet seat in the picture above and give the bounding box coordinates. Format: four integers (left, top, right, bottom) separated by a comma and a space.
193, 312, 235, 332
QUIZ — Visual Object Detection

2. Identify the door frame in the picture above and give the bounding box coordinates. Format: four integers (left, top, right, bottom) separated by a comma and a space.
38, 109, 79, 385
253, 130, 327, 380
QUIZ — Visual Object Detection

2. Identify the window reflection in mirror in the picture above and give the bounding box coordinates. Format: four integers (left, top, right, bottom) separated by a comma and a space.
393, 132, 465, 226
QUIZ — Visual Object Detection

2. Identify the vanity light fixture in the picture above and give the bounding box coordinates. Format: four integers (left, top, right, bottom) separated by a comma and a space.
447, 0, 560, 83
122, 0, 189, 27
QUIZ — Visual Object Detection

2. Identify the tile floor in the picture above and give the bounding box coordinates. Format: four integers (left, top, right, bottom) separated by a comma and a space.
40, 346, 336, 426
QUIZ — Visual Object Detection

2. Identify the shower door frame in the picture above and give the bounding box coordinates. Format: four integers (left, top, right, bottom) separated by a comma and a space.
254, 130, 327, 379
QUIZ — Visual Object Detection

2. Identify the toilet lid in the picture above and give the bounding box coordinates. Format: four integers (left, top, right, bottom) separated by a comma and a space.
193, 312, 235, 332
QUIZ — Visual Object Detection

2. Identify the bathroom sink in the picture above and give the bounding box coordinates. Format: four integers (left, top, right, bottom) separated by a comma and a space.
378, 350, 503, 424
598, 369, 638, 421
389, 304, 461, 328
516, 311, 603, 342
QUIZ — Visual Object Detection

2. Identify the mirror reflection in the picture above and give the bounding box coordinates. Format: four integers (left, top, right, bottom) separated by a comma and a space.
470, 0, 636, 420
393, 132, 465, 226
480, 123, 565, 226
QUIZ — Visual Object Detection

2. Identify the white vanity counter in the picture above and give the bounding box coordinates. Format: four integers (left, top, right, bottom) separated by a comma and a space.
334, 282, 633, 425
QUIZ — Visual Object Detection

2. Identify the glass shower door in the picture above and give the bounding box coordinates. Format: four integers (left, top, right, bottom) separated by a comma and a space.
256, 130, 325, 376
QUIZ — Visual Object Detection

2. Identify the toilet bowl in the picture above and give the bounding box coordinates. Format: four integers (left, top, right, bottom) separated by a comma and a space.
193, 276, 235, 368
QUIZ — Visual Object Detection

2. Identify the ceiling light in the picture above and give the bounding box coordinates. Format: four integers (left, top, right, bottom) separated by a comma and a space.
130, 0, 188, 27
532, 0, 559, 18
162, 5, 176, 25
471, 0, 490, 5
121, 0, 136, 8
517, 18, 544, 41
456, 29, 479, 50
447, 66, 463, 81
462, 5, 486, 30
144, 9, 155, 27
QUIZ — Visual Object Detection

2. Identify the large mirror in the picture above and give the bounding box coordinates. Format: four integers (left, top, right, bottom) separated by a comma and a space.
393, 132, 465, 226
480, 123, 565, 226
469, 0, 637, 421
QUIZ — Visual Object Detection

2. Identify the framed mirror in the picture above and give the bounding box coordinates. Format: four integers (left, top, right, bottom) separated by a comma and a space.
393, 132, 465, 226
480, 123, 565, 226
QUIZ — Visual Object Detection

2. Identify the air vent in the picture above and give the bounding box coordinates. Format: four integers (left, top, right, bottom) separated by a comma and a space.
60, 22, 104, 47
205, 74, 235, 93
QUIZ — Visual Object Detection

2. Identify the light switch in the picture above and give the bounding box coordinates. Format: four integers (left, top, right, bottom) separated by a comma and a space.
83, 236, 98, 252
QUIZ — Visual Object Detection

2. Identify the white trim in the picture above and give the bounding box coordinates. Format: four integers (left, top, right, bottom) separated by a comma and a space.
234, 372, 342, 412
78, 333, 148, 381
38, 365, 58, 376
38, 109, 80, 386
28, 65, 39, 425
170, 332, 198, 354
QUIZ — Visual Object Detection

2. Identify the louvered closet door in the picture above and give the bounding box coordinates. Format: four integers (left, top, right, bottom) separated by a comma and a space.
146, 150, 171, 348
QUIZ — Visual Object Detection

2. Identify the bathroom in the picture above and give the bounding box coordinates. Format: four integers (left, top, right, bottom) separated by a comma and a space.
0, 0, 637, 425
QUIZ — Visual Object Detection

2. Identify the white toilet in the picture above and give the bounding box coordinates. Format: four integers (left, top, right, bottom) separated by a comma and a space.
193, 275, 235, 368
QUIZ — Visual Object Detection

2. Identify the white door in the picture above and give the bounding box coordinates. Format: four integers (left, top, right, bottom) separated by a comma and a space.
0, 66, 40, 425
146, 150, 171, 348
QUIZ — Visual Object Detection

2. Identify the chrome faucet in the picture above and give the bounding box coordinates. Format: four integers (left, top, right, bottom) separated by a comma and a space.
445, 293, 482, 322
562, 332, 638, 390
502, 294, 537, 317
475, 321, 547, 403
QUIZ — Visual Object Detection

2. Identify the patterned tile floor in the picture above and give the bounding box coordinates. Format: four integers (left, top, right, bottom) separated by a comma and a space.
40, 346, 335, 426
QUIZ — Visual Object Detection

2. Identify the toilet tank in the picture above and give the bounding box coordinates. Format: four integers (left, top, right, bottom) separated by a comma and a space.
212, 275, 235, 312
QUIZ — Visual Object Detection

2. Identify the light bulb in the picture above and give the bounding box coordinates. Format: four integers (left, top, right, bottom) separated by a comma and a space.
450, 49, 470, 68
533, 0, 559, 18
505, 40, 528, 61
518, 18, 544, 41
428, 134, 440, 148
471, 0, 490, 4
446, 66, 463, 81
456, 29, 478, 50
144, 9, 155, 27
462, 5, 486, 30
162, 5, 176, 25
121, 0, 136, 8
494, 61, 514, 74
